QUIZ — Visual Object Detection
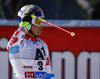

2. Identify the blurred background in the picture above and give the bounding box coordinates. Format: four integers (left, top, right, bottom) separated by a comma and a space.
0, 0, 100, 20
0, 0, 100, 79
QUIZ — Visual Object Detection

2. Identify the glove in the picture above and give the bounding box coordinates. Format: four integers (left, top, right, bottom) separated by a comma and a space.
19, 21, 30, 30
22, 15, 32, 23
19, 13, 35, 30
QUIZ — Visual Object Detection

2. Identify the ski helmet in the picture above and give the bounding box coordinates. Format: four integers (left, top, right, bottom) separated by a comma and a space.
18, 4, 44, 24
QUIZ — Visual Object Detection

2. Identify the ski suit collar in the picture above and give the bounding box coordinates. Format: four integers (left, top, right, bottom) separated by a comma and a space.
24, 34, 38, 41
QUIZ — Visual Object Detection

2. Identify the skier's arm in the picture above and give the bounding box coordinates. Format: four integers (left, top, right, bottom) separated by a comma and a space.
7, 26, 28, 54
7, 12, 33, 54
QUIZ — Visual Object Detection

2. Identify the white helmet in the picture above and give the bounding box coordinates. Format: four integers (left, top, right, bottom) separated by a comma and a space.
18, 4, 44, 23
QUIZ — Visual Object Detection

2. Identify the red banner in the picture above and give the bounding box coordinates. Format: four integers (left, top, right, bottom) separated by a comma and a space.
40, 27, 100, 56
0, 25, 100, 79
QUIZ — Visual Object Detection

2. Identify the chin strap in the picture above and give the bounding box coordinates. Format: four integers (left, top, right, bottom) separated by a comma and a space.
29, 29, 38, 38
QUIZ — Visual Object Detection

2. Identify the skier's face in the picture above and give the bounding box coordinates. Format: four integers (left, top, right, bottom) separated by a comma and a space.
31, 24, 43, 36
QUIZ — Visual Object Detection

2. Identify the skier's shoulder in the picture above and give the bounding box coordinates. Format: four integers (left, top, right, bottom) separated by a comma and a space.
38, 38, 48, 47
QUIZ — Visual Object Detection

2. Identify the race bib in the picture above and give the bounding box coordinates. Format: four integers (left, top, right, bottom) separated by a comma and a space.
10, 59, 47, 78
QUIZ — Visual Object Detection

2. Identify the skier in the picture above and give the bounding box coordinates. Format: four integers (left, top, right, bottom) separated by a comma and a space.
7, 4, 56, 79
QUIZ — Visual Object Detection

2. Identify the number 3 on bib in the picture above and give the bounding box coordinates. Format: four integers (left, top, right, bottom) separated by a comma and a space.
38, 61, 43, 70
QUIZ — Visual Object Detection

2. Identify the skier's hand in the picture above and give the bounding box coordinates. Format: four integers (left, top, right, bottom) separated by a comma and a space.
19, 13, 35, 30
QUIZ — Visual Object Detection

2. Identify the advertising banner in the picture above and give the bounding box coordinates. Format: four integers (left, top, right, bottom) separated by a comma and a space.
0, 25, 100, 79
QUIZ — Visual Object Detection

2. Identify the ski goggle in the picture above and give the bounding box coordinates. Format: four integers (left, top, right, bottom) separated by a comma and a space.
31, 17, 44, 27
